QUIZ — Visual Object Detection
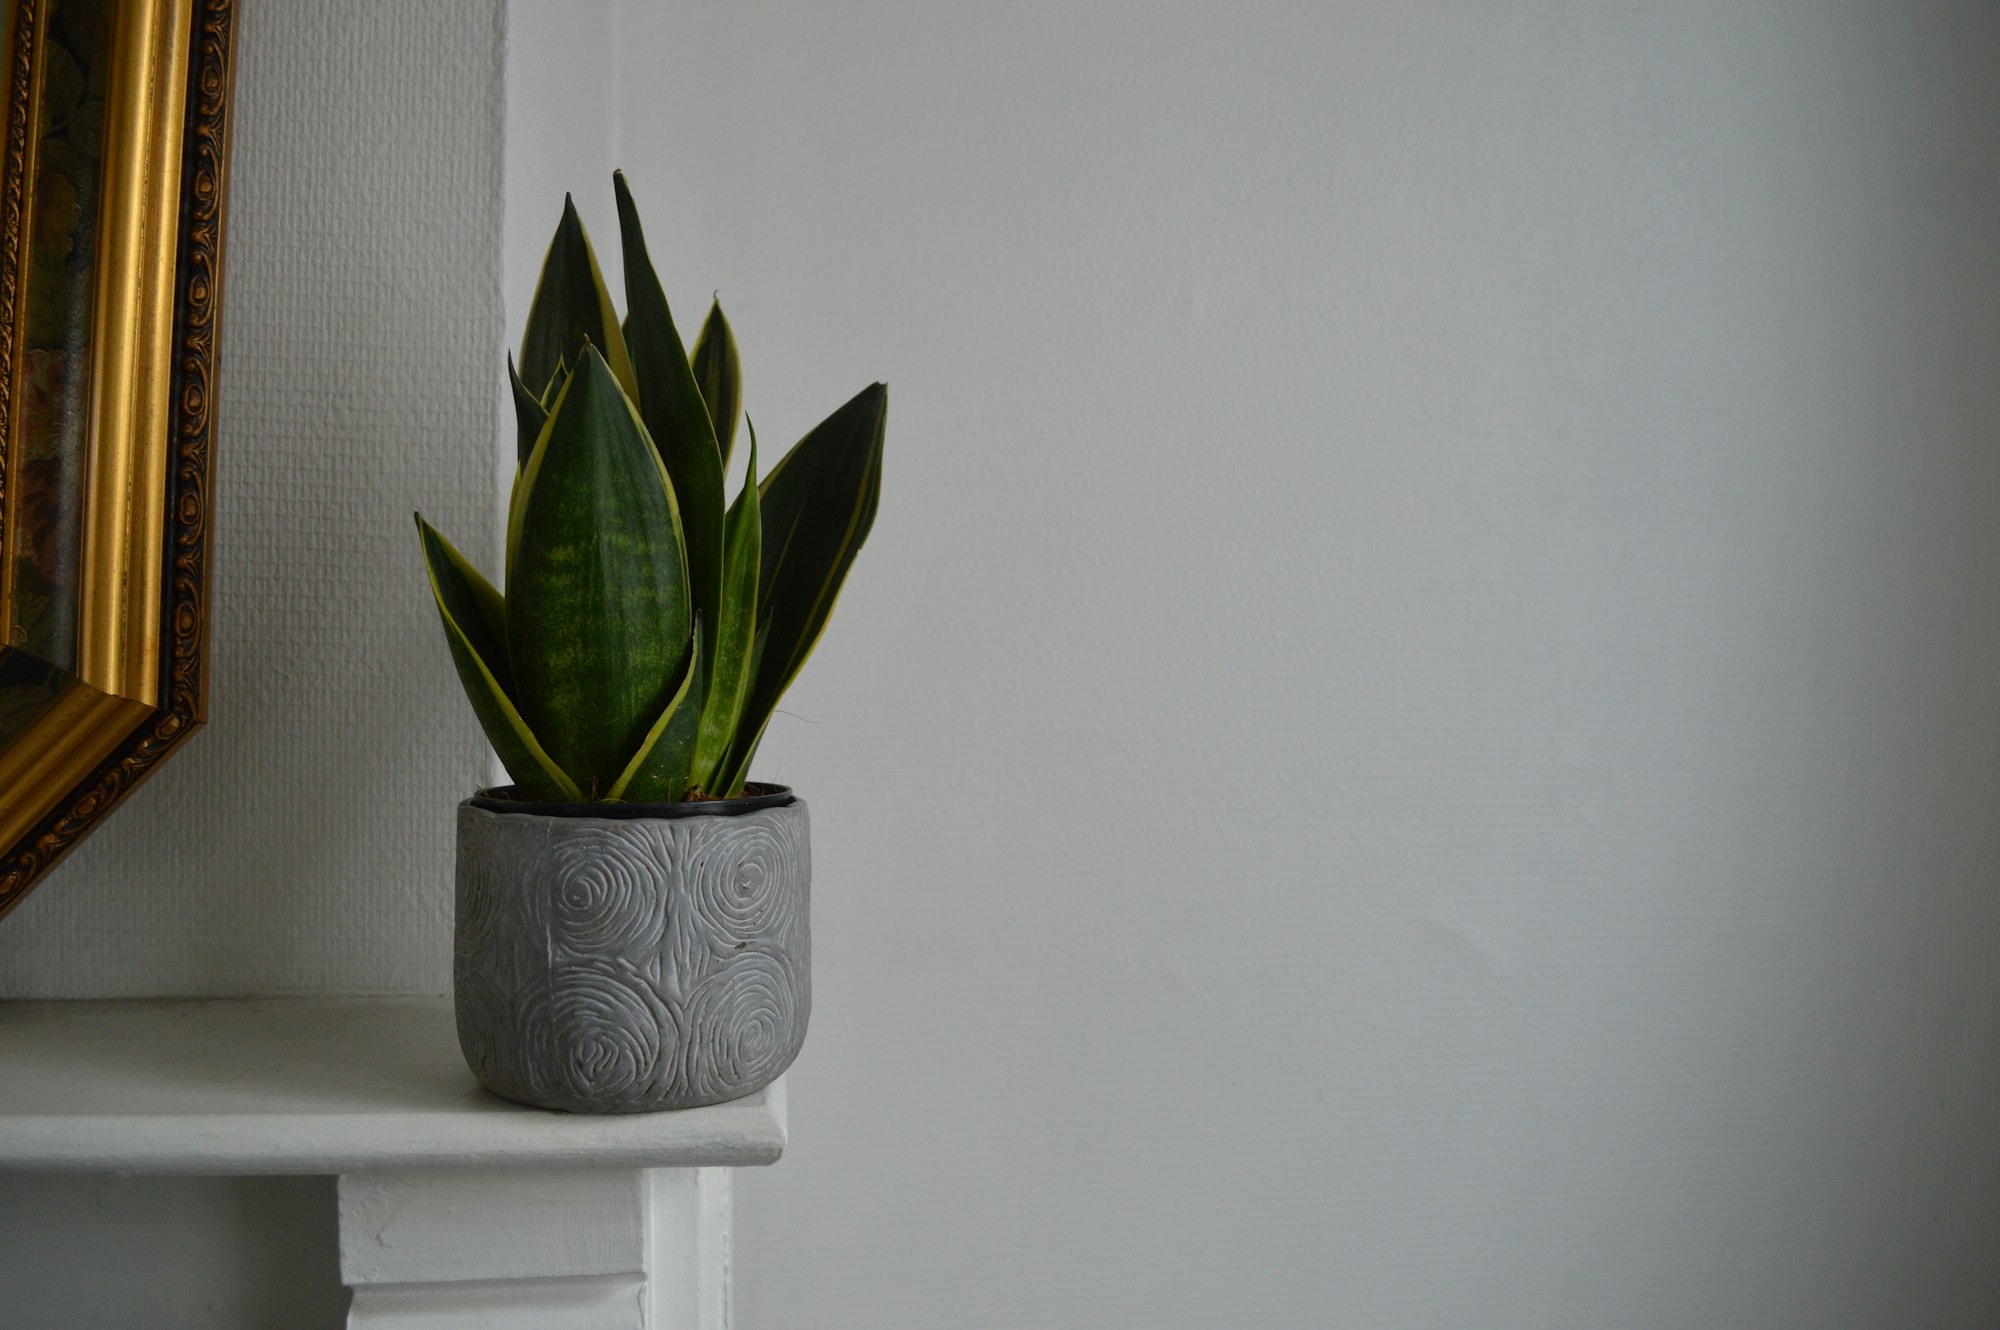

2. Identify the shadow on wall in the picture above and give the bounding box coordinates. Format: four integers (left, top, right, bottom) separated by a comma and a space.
0, 1174, 346, 1327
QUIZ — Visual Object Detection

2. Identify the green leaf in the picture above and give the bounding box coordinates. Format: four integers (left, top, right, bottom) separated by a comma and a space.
506, 345, 693, 799
613, 171, 726, 697
691, 298, 742, 472
610, 620, 707, 801
415, 513, 580, 801
542, 353, 570, 407
716, 383, 886, 790
506, 354, 549, 470
716, 620, 773, 795
519, 195, 637, 403
692, 423, 761, 792
505, 362, 572, 583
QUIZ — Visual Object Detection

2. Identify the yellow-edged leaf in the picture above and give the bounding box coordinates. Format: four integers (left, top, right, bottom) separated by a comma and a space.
613, 171, 726, 693
506, 354, 549, 470
519, 195, 637, 402
691, 298, 742, 472
715, 383, 884, 790
506, 347, 692, 798
608, 620, 706, 801
693, 424, 760, 792
416, 514, 580, 801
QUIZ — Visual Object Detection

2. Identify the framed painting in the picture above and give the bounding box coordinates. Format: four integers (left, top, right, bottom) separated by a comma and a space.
0, 0, 234, 919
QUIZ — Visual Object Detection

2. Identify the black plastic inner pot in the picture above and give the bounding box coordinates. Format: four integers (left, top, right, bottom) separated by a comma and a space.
470, 783, 797, 819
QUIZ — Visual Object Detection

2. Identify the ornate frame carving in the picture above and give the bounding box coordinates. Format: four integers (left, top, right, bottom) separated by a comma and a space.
0, 0, 234, 917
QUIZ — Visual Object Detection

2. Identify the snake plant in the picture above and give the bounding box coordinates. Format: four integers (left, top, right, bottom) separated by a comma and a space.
417, 172, 885, 802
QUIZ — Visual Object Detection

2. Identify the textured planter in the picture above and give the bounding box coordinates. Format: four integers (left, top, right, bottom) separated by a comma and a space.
453, 787, 810, 1113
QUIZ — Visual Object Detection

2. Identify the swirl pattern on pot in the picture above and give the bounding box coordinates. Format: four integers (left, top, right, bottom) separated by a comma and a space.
518, 959, 678, 1106
683, 817, 808, 952
543, 826, 673, 963
453, 798, 811, 1113
677, 945, 809, 1103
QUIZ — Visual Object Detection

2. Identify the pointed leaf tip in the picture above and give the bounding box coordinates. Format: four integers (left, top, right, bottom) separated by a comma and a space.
691, 298, 743, 472
506, 354, 552, 469
616, 175, 727, 713
520, 195, 637, 403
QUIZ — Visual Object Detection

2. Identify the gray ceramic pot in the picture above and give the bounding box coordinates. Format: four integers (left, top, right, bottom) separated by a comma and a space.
452, 788, 811, 1113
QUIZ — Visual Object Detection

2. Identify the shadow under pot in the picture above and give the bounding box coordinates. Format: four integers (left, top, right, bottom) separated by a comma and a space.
452, 785, 810, 1113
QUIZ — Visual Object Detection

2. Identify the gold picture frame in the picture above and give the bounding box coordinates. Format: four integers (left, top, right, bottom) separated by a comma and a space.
0, 0, 233, 918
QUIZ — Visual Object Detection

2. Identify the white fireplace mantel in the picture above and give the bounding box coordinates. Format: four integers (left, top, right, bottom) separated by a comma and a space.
0, 996, 784, 1328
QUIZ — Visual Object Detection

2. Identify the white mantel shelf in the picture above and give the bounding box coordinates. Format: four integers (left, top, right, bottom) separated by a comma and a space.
0, 995, 786, 1175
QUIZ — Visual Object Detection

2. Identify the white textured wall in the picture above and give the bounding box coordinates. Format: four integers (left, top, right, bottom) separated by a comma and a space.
528, 2, 2000, 1327
0, 0, 506, 996
0, 3, 506, 1325
499, 0, 618, 526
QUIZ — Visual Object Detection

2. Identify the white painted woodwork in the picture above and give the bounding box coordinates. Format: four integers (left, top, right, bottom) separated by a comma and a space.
339, 1167, 733, 1330
0, 997, 785, 1173
344, 1275, 646, 1330
650, 1168, 734, 1330
0, 998, 776, 1327
340, 1169, 651, 1286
